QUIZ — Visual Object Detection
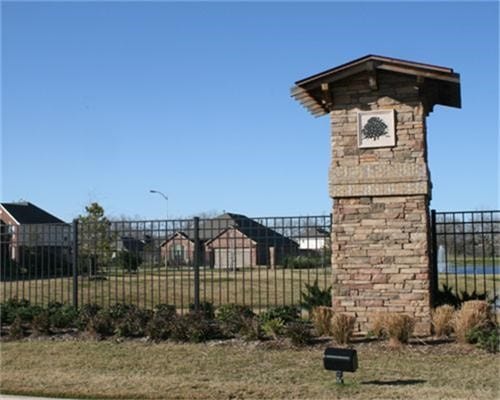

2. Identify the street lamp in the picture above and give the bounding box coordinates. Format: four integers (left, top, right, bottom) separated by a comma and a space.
149, 190, 169, 220
150, 189, 169, 269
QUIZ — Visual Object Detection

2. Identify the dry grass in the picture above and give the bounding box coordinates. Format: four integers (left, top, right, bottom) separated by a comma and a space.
454, 300, 492, 343
330, 313, 355, 345
431, 305, 455, 337
385, 314, 415, 346
0, 339, 499, 400
369, 312, 387, 338
311, 306, 334, 336
0, 267, 331, 312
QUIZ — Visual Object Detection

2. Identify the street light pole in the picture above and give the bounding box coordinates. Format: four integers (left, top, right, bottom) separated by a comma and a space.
150, 189, 169, 270
149, 190, 168, 220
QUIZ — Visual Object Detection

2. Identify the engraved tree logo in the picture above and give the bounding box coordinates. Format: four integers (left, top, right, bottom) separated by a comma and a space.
361, 116, 388, 140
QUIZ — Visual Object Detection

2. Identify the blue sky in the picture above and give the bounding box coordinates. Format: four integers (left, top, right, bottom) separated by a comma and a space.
1, 1, 498, 221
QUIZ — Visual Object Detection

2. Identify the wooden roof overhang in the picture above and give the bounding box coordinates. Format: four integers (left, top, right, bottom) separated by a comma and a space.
291, 55, 461, 117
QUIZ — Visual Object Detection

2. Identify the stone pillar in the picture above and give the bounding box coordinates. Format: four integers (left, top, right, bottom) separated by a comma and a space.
292, 56, 461, 335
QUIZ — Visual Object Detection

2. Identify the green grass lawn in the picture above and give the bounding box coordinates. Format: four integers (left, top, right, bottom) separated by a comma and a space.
1, 339, 498, 400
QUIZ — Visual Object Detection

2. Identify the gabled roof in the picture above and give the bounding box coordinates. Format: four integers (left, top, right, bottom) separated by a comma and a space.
291, 54, 461, 117
0, 202, 65, 224
161, 212, 298, 247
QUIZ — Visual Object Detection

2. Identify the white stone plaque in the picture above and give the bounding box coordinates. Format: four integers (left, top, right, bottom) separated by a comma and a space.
357, 110, 395, 148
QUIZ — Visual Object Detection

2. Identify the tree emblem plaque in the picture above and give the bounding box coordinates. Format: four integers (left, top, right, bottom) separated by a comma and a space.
357, 110, 395, 148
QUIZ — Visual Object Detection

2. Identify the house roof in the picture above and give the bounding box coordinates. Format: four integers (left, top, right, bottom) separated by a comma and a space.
120, 236, 145, 253
162, 213, 298, 247
291, 54, 461, 117
299, 227, 330, 238
0, 202, 65, 224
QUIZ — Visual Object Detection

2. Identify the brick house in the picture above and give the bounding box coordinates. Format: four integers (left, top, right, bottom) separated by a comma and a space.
160, 213, 298, 268
0, 202, 68, 276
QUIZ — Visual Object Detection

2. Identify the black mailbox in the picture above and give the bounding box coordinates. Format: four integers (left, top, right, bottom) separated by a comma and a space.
323, 347, 358, 383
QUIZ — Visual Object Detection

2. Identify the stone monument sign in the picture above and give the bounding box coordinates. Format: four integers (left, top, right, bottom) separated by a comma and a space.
292, 55, 461, 334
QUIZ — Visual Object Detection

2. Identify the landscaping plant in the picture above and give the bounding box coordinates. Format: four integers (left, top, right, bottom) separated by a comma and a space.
453, 300, 491, 343
330, 313, 355, 345
385, 313, 415, 346
431, 304, 455, 337
311, 306, 334, 336
300, 280, 331, 312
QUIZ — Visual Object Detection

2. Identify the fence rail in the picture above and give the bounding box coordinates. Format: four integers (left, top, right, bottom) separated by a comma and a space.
1, 214, 332, 313
431, 210, 499, 310
2, 210, 498, 314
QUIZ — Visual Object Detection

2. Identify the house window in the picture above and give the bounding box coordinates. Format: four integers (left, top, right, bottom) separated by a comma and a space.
170, 244, 185, 263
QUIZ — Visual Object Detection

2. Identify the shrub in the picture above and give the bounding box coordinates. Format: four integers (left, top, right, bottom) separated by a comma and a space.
300, 280, 331, 312
385, 313, 415, 346
86, 309, 114, 337
330, 314, 355, 345
454, 300, 491, 343
466, 324, 499, 353
189, 301, 215, 319
285, 254, 329, 269
32, 311, 51, 335
262, 318, 285, 340
170, 312, 220, 343
260, 305, 300, 324
113, 251, 142, 272
47, 302, 79, 329
146, 313, 175, 341
114, 306, 153, 338
311, 306, 334, 336
284, 321, 312, 347
77, 303, 102, 330
0, 299, 31, 326
154, 304, 177, 319
431, 305, 455, 337
9, 315, 24, 339
369, 313, 387, 338
238, 316, 263, 341
216, 304, 255, 337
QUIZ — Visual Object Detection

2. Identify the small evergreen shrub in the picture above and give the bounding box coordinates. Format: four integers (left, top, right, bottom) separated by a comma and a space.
154, 304, 177, 319
113, 250, 142, 272
9, 315, 24, 339
216, 304, 255, 337
114, 306, 153, 338
77, 303, 102, 330
330, 313, 355, 345
32, 311, 51, 335
261, 318, 285, 340
385, 314, 415, 346
284, 321, 312, 347
170, 312, 220, 343
239, 316, 263, 341
189, 301, 215, 319
466, 324, 499, 353
311, 306, 334, 336
260, 305, 300, 324
431, 305, 455, 337
88, 310, 114, 336
47, 302, 79, 329
300, 280, 331, 312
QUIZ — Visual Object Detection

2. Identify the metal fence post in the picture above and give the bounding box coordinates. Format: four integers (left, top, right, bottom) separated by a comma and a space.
72, 219, 79, 309
430, 209, 438, 306
193, 217, 201, 311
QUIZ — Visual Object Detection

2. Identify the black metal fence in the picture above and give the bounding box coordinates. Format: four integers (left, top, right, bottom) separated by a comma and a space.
431, 210, 499, 309
1, 214, 332, 313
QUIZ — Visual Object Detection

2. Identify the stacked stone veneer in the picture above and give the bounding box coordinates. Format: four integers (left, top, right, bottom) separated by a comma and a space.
329, 70, 432, 335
